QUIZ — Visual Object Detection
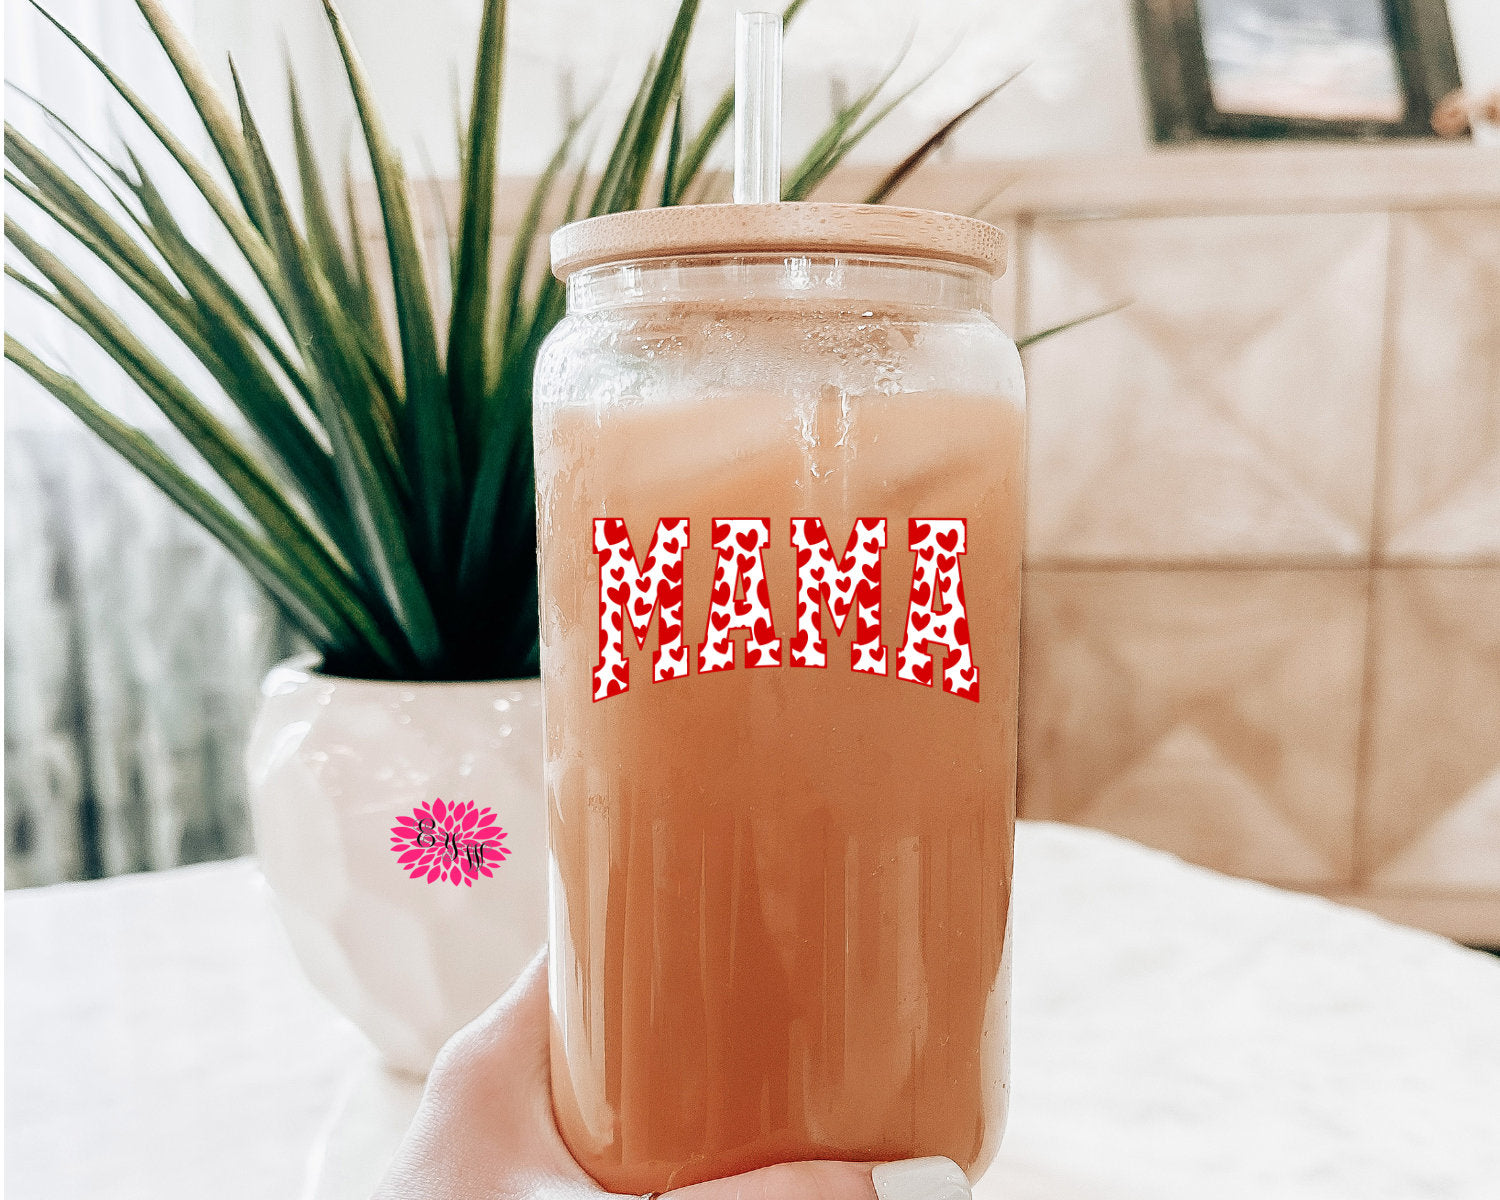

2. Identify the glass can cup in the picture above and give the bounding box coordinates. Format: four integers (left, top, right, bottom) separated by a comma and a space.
533, 203, 1025, 1194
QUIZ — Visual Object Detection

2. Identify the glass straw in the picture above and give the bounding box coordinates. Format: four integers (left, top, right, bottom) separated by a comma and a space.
733, 11, 782, 204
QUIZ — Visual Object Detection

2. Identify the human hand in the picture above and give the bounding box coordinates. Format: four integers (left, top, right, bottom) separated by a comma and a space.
375, 948, 973, 1200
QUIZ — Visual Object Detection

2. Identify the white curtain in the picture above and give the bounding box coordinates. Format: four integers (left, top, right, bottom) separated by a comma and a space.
4, 0, 305, 887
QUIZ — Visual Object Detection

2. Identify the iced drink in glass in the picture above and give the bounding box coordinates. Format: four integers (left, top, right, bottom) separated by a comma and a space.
534, 204, 1024, 1194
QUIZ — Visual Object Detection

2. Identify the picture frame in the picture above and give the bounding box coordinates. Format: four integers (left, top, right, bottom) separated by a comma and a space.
1132, 0, 1464, 142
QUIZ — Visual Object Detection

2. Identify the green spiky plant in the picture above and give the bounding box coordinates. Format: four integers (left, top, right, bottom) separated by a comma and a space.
5, 0, 1062, 681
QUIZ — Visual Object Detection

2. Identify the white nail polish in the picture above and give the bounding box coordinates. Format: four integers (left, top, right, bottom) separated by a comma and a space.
871, 1156, 972, 1200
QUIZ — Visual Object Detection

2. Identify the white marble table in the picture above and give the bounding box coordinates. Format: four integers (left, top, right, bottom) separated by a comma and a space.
8, 822, 1500, 1200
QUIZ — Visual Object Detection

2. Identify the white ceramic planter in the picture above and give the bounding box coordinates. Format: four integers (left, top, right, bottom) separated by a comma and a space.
246, 655, 546, 1074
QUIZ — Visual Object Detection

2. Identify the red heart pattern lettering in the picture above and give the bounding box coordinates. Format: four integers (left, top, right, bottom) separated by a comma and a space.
592, 515, 975, 701
789, 517, 888, 675
592, 516, 690, 701
698, 518, 782, 673
897, 517, 978, 702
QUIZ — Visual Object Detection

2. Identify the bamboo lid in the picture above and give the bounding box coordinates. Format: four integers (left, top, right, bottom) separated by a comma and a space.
550, 202, 1007, 279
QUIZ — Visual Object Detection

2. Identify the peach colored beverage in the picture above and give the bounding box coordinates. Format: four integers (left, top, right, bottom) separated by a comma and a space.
534, 205, 1024, 1194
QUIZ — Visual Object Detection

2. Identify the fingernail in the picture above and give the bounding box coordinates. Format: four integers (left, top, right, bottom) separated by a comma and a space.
871, 1156, 971, 1200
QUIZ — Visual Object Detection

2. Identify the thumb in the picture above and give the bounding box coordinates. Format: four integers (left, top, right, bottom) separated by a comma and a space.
654, 1156, 972, 1200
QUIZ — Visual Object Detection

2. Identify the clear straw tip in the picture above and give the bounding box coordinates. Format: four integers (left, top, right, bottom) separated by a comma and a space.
733, 10, 782, 204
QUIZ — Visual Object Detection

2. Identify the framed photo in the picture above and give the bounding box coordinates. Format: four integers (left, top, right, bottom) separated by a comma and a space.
1133, 0, 1464, 141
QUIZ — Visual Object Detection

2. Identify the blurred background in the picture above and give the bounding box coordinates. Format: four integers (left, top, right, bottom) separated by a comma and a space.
6, 0, 1498, 943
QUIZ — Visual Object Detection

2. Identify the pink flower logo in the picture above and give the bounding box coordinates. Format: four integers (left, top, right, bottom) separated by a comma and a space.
390, 798, 509, 886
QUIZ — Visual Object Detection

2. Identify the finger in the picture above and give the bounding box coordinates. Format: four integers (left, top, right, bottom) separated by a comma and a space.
429, 945, 553, 1126
655, 1159, 876, 1200
656, 1155, 970, 1200
379, 946, 605, 1199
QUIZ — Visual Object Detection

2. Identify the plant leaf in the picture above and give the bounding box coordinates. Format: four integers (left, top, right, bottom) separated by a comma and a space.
342, 154, 391, 366
447, 0, 506, 458
659, 89, 685, 209
2, 232, 401, 666
24, 2, 301, 335
966, 176, 1015, 220
462, 138, 590, 616
288, 68, 401, 398
6, 157, 344, 539
7, 89, 324, 424
124, 158, 355, 537
416, 140, 458, 288
131, 0, 269, 230
9, 98, 356, 550
683, 165, 730, 205
121, 142, 324, 427
320, 0, 458, 578
864, 69, 1022, 204
230, 61, 446, 666
287, 68, 359, 314
669, 84, 730, 207
2, 334, 398, 664
5, 126, 336, 504
1015, 300, 1129, 349
498, 113, 587, 364
782, 49, 914, 201
589, 52, 659, 218
4, 125, 179, 305
609, 0, 700, 212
